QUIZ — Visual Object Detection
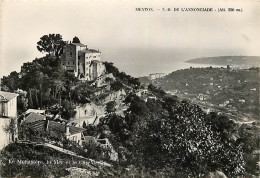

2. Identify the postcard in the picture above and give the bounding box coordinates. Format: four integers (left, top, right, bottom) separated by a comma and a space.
0, 0, 259, 177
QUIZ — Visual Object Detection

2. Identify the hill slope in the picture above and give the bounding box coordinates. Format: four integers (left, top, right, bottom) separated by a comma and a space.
186, 56, 260, 67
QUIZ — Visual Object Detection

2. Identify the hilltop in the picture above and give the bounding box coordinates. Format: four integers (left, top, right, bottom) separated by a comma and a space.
186, 56, 260, 67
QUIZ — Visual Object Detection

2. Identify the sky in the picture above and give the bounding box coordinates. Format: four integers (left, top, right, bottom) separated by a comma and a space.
0, 0, 260, 77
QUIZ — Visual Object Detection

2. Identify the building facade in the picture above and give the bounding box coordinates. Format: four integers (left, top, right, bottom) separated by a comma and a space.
61, 42, 106, 81
0, 91, 19, 150
0, 91, 19, 118
149, 73, 166, 80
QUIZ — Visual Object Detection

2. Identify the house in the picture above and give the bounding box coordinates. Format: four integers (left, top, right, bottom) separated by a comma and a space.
0, 91, 19, 118
61, 42, 106, 81
23, 112, 46, 124
0, 91, 19, 150
22, 119, 86, 145
149, 73, 165, 80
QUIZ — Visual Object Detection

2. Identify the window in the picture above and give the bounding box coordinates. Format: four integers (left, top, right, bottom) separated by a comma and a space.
79, 56, 80, 59
73, 61, 74, 65
86, 57, 88, 59
70, 52, 72, 56
68, 62, 70, 65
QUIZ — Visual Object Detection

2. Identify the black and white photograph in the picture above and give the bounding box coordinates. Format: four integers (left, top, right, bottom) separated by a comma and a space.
0, 0, 259, 177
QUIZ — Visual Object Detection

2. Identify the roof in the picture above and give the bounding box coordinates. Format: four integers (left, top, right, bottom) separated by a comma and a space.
48, 121, 86, 135
25, 109, 46, 115
81, 49, 100, 54
71, 43, 87, 47
26, 120, 47, 131
0, 91, 19, 101
24, 112, 46, 124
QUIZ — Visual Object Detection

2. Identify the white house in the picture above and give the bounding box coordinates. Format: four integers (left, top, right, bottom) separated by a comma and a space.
0, 91, 19, 118
0, 91, 19, 150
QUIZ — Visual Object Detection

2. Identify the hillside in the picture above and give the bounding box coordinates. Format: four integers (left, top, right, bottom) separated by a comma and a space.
186, 56, 260, 67
153, 67, 259, 121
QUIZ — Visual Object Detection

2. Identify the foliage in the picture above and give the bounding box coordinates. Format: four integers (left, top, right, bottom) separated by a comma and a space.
126, 96, 245, 176
4, 118, 18, 141
60, 99, 76, 120
1, 54, 79, 119
0, 142, 93, 177
72, 36, 81, 43
37, 34, 66, 57
111, 81, 124, 91
104, 62, 140, 87
105, 101, 116, 114
97, 89, 248, 176
17, 95, 28, 114
148, 83, 166, 98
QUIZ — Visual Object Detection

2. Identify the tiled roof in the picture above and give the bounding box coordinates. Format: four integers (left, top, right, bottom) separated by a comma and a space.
27, 120, 47, 131
24, 112, 46, 124
81, 49, 100, 53
0, 91, 19, 101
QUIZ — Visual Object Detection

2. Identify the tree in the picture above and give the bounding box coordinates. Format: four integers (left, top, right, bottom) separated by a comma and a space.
4, 118, 18, 142
37, 34, 65, 57
111, 81, 124, 91
17, 95, 28, 114
106, 101, 116, 114
72, 36, 80, 43
125, 96, 245, 176
1, 71, 20, 92
28, 89, 34, 108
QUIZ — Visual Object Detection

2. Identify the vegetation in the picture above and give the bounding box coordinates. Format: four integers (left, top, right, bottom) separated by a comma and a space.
1, 142, 111, 177
93, 88, 258, 176
37, 34, 66, 57
104, 62, 140, 88
72, 36, 81, 43
105, 101, 116, 114
1, 55, 80, 119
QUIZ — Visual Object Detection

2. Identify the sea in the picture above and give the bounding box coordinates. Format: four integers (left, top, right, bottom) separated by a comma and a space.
101, 47, 237, 77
